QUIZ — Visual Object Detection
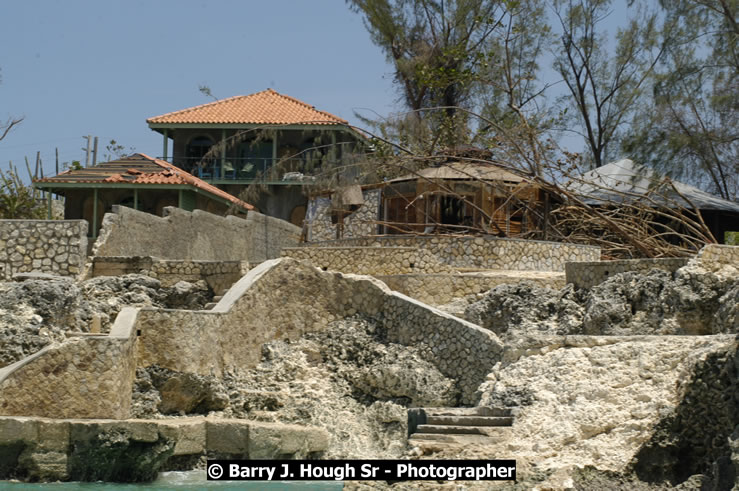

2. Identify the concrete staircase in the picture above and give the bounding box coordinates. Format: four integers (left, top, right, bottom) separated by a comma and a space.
408, 407, 514, 446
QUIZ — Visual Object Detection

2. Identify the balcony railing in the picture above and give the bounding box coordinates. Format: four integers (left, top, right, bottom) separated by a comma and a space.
158, 156, 320, 183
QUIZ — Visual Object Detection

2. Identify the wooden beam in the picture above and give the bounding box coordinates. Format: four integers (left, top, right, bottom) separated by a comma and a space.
92, 188, 98, 238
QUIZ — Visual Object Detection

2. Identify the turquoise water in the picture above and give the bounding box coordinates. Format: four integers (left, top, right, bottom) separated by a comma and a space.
3, 471, 344, 490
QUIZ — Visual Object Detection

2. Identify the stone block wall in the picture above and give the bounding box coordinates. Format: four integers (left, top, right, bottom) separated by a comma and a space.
696, 244, 739, 270
0, 308, 138, 419
282, 246, 452, 275
92, 206, 299, 263
565, 257, 690, 289
0, 220, 87, 280
306, 189, 380, 242
135, 258, 503, 405
303, 235, 600, 272
92, 256, 248, 294
379, 272, 565, 306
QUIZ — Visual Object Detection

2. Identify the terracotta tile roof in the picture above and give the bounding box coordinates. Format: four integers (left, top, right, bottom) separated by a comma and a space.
35, 153, 254, 211
147, 88, 348, 126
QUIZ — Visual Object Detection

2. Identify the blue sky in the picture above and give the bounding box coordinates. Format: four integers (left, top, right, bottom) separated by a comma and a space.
0, 0, 397, 175
0, 1, 639, 179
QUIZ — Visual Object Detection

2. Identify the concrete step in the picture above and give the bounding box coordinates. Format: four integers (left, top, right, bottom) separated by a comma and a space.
212, 295, 224, 302
423, 406, 512, 417
426, 415, 513, 427
408, 434, 498, 445
416, 424, 489, 435
203, 302, 217, 310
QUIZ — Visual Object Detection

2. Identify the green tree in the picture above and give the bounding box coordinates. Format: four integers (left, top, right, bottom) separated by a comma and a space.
622, 0, 738, 200
0, 166, 44, 219
552, 0, 666, 169
347, 0, 504, 148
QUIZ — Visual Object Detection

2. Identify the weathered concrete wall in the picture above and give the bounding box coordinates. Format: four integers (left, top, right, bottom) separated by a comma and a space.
306, 189, 380, 242
282, 246, 452, 275
303, 235, 600, 272
0, 416, 328, 482
0, 220, 87, 279
92, 206, 299, 263
136, 258, 503, 404
0, 308, 138, 419
92, 256, 248, 294
379, 271, 566, 306
243, 209, 302, 264
565, 258, 690, 290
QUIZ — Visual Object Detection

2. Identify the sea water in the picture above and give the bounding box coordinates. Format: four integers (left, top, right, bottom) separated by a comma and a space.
3, 470, 343, 490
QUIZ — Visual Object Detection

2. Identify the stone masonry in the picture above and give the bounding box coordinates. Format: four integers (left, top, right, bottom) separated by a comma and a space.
302, 235, 600, 272
0, 220, 87, 280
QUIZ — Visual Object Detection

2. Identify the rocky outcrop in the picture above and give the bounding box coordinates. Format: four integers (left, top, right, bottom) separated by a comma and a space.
465, 263, 738, 339
132, 317, 455, 459
472, 335, 737, 488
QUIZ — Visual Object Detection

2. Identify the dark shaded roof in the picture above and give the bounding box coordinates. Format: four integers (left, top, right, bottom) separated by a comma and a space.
568, 159, 739, 213
34, 153, 254, 211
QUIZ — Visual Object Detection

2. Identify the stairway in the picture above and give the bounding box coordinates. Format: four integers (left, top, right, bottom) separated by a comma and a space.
408, 406, 514, 446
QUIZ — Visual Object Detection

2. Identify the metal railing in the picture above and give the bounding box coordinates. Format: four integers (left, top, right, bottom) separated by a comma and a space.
158, 156, 319, 182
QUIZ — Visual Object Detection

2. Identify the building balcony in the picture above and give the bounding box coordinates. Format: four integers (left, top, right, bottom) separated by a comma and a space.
159, 156, 321, 185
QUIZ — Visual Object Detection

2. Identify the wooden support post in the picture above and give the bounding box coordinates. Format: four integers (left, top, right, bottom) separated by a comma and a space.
162, 129, 168, 161
272, 133, 277, 167
178, 189, 183, 209
133, 188, 138, 210
92, 188, 98, 238
47, 190, 52, 219
221, 129, 226, 178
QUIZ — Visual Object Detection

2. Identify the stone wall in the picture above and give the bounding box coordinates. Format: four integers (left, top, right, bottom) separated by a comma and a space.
0, 220, 87, 280
92, 256, 248, 294
135, 258, 503, 404
565, 257, 690, 289
303, 235, 600, 272
306, 189, 380, 242
696, 244, 739, 271
0, 308, 138, 419
282, 246, 452, 275
92, 206, 299, 263
379, 271, 566, 306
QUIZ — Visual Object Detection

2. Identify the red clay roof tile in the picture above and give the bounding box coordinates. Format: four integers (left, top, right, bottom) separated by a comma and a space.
36, 153, 254, 211
147, 88, 347, 126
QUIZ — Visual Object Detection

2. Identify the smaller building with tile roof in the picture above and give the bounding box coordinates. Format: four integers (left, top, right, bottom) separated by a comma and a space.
34, 153, 253, 238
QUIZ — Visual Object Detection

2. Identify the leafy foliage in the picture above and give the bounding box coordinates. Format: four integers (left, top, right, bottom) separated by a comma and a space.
0, 167, 45, 219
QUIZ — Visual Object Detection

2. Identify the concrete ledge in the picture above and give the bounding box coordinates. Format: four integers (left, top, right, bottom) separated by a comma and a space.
0, 416, 328, 482
566, 258, 690, 289
378, 271, 565, 305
